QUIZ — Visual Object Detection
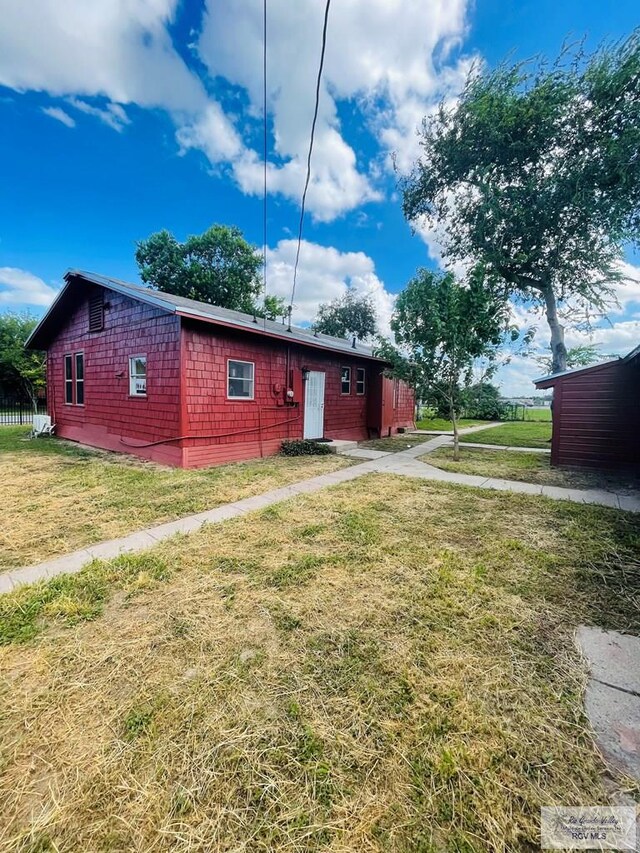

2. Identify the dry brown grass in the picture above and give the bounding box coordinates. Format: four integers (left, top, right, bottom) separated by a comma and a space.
1, 475, 639, 852
0, 427, 350, 571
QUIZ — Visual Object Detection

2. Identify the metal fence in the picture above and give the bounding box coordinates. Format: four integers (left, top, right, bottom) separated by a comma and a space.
0, 397, 47, 426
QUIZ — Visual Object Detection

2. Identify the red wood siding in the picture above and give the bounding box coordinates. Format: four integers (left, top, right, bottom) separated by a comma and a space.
180, 321, 402, 467
43, 292, 415, 468
395, 379, 415, 429
549, 359, 639, 470
47, 286, 182, 465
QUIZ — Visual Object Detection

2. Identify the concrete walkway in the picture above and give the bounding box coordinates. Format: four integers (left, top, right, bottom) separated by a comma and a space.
411, 421, 503, 436
2, 428, 639, 594
577, 626, 640, 782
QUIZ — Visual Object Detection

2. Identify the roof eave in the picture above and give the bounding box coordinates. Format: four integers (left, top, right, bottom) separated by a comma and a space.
175, 309, 387, 362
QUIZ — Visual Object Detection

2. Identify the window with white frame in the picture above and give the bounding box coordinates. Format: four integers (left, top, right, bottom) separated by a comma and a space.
129, 355, 147, 396
64, 354, 73, 404
75, 352, 84, 405
341, 366, 351, 395
228, 359, 254, 399
356, 367, 365, 395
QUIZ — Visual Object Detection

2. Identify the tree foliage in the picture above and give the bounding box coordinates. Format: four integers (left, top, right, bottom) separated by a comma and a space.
313, 290, 377, 341
0, 313, 46, 409
460, 382, 506, 420
257, 294, 289, 322
135, 225, 263, 313
534, 342, 617, 374
389, 268, 510, 456
403, 32, 640, 373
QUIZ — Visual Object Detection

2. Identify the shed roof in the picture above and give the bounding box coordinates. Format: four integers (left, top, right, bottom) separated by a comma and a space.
26, 269, 385, 361
534, 344, 639, 389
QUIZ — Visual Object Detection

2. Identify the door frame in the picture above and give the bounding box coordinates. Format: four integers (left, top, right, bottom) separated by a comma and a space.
303, 370, 326, 439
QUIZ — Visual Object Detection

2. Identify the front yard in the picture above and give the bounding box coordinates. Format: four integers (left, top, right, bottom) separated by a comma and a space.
1, 474, 638, 851
0, 427, 351, 571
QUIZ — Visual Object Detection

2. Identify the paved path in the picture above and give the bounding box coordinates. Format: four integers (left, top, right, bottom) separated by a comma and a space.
411, 422, 503, 436
577, 626, 640, 782
2, 428, 638, 594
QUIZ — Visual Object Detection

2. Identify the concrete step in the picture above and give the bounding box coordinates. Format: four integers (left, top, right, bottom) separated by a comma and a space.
324, 439, 358, 454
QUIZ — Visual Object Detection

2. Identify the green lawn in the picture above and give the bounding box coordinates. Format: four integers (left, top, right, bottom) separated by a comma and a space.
0, 427, 351, 571
425, 447, 640, 494
523, 406, 552, 421
415, 417, 486, 431
461, 420, 552, 448
1, 474, 638, 850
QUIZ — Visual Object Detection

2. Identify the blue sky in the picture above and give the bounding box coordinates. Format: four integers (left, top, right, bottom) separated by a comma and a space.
1, 0, 639, 395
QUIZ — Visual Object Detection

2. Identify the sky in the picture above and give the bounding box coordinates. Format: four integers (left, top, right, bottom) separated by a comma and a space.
1, 0, 639, 396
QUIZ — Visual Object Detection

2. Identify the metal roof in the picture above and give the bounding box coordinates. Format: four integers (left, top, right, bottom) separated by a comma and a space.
26, 269, 385, 361
533, 343, 639, 387
533, 358, 620, 386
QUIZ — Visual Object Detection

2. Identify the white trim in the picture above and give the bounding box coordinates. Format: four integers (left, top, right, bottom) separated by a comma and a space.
74, 350, 85, 406
227, 358, 255, 400
356, 366, 365, 395
128, 354, 147, 397
64, 353, 73, 405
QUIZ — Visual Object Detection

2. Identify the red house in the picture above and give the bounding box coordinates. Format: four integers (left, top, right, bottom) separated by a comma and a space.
534, 344, 640, 471
26, 270, 415, 468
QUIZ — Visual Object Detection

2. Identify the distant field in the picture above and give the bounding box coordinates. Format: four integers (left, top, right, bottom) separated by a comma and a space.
522, 407, 552, 422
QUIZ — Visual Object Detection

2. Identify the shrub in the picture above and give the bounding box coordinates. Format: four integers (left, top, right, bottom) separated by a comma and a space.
280, 439, 332, 457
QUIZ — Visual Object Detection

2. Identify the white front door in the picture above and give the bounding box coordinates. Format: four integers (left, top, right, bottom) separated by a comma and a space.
304, 371, 325, 439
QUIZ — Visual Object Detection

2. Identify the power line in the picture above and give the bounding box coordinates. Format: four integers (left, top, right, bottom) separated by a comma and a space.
289, 0, 331, 313
262, 0, 268, 330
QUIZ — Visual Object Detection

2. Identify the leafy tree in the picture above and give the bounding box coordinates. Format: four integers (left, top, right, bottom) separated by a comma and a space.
136, 225, 263, 313
403, 32, 640, 373
0, 313, 46, 410
313, 290, 377, 341
257, 294, 289, 322
390, 268, 511, 458
460, 382, 506, 420
534, 342, 617, 374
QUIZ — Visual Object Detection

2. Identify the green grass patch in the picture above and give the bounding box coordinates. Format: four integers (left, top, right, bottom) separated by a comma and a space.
461, 420, 552, 448
523, 406, 552, 421
415, 417, 486, 431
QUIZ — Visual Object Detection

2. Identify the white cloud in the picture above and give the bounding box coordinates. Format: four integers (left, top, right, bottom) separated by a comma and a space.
0, 0, 206, 112
611, 260, 640, 312
41, 106, 75, 128
67, 98, 131, 132
266, 239, 395, 337
0, 268, 59, 307
188, 0, 475, 219
0, 0, 475, 221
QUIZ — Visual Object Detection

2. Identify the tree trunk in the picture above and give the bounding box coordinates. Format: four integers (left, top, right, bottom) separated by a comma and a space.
450, 400, 460, 461
542, 285, 567, 374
